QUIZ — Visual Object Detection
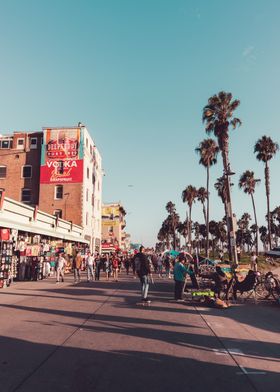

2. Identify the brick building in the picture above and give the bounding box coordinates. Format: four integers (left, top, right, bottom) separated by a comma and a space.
0, 125, 103, 251
0, 131, 42, 205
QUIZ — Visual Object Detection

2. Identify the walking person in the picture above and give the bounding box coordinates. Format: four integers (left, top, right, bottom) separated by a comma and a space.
56, 253, 67, 283
104, 254, 110, 281
124, 257, 130, 275
112, 254, 119, 282
95, 254, 101, 281
86, 252, 95, 282
73, 252, 82, 283
135, 246, 151, 303
173, 253, 189, 301
157, 254, 163, 278
250, 251, 258, 272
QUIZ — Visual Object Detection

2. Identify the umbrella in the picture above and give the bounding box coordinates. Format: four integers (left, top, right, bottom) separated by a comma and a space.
167, 250, 180, 257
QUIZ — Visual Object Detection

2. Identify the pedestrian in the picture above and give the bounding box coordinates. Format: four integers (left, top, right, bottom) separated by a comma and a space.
157, 254, 163, 278
86, 252, 95, 282
124, 257, 130, 275
250, 251, 258, 272
104, 254, 110, 281
173, 253, 189, 301
112, 254, 119, 281
56, 253, 67, 283
164, 254, 171, 278
237, 246, 241, 262
135, 246, 152, 303
73, 252, 82, 283
95, 254, 101, 281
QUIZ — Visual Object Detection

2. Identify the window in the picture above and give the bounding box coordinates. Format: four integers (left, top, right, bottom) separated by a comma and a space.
92, 174, 95, 185
86, 138, 88, 148
17, 138, 25, 149
30, 137, 37, 149
0, 139, 11, 149
87, 167, 89, 179
90, 145, 93, 155
54, 209, 62, 218
0, 166, 7, 178
55, 185, 63, 199
21, 188, 31, 203
92, 194, 94, 206
86, 212, 89, 226
22, 165, 32, 178
86, 188, 89, 202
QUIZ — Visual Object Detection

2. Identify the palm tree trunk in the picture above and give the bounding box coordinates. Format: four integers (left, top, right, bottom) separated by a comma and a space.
220, 137, 236, 262
265, 162, 272, 250
189, 208, 192, 252
250, 193, 259, 255
206, 165, 210, 258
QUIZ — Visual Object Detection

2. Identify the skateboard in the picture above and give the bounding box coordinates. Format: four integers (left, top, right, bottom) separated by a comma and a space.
136, 301, 152, 307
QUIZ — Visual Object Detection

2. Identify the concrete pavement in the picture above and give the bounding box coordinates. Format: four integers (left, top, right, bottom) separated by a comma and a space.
0, 273, 279, 392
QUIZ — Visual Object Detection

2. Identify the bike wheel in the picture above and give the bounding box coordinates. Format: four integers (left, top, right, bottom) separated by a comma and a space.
271, 284, 280, 302
254, 282, 269, 299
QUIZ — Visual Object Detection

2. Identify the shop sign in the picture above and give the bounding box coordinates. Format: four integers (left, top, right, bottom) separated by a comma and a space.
40, 128, 84, 184
0, 229, 10, 241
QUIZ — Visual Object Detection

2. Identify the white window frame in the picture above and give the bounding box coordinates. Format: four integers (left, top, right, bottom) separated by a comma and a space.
0, 165, 7, 179
0, 139, 12, 149
21, 165, 32, 179
17, 138, 25, 150
30, 137, 37, 149
21, 188, 31, 203
54, 185, 63, 200
54, 209, 62, 218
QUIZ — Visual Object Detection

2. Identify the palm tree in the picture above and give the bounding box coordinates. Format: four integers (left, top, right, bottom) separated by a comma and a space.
254, 136, 279, 249
203, 91, 241, 263
195, 138, 219, 257
165, 201, 180, 250
239, 170, 261, 254
182, 185, 197, 252
197, 187, 208, 223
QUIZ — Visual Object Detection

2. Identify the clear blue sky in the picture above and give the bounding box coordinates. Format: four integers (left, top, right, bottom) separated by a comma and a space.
1, 0, 280, 246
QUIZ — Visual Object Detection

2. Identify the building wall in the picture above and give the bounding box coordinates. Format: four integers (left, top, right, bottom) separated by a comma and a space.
0, 132, 42, 206
39, 183, 83, 225
101, 203, 126, 250
0, 126, 103, 251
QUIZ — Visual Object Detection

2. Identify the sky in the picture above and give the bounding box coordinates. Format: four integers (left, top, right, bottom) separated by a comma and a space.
1, 0, 280, 246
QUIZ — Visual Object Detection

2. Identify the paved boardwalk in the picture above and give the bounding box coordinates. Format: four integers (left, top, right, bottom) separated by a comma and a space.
0, 274, 279, 392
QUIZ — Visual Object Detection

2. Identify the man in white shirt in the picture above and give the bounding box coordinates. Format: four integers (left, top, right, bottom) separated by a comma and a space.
56, 253, 67, 283
86, 252, 95, 282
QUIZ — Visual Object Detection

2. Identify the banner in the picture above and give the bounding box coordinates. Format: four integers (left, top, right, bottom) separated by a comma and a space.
40, 128, 83, 184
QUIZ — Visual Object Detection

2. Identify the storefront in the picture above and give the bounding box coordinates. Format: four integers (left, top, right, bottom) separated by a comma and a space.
0, 196, 89, 288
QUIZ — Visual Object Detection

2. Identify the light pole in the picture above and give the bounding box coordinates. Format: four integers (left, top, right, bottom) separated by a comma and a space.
64, 192, 70, 220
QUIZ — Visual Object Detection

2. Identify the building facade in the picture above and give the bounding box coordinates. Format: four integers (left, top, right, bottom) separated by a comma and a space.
101, 203, 129, 251
0, 125, 102, 251
0, 131, 43, 206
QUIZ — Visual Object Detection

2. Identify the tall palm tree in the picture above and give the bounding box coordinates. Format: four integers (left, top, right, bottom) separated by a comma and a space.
214, 176, 232, 258
195, 138, 219, 257
197, 187, 208, 223
254, 136, 279, 250
182, 185, 197, 252
203, 91, 241, 263
239, 170, 260, 254
165, 201, 179, 250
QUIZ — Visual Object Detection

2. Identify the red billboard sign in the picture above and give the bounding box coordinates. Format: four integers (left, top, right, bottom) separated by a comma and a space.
40, 128, 84, 184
